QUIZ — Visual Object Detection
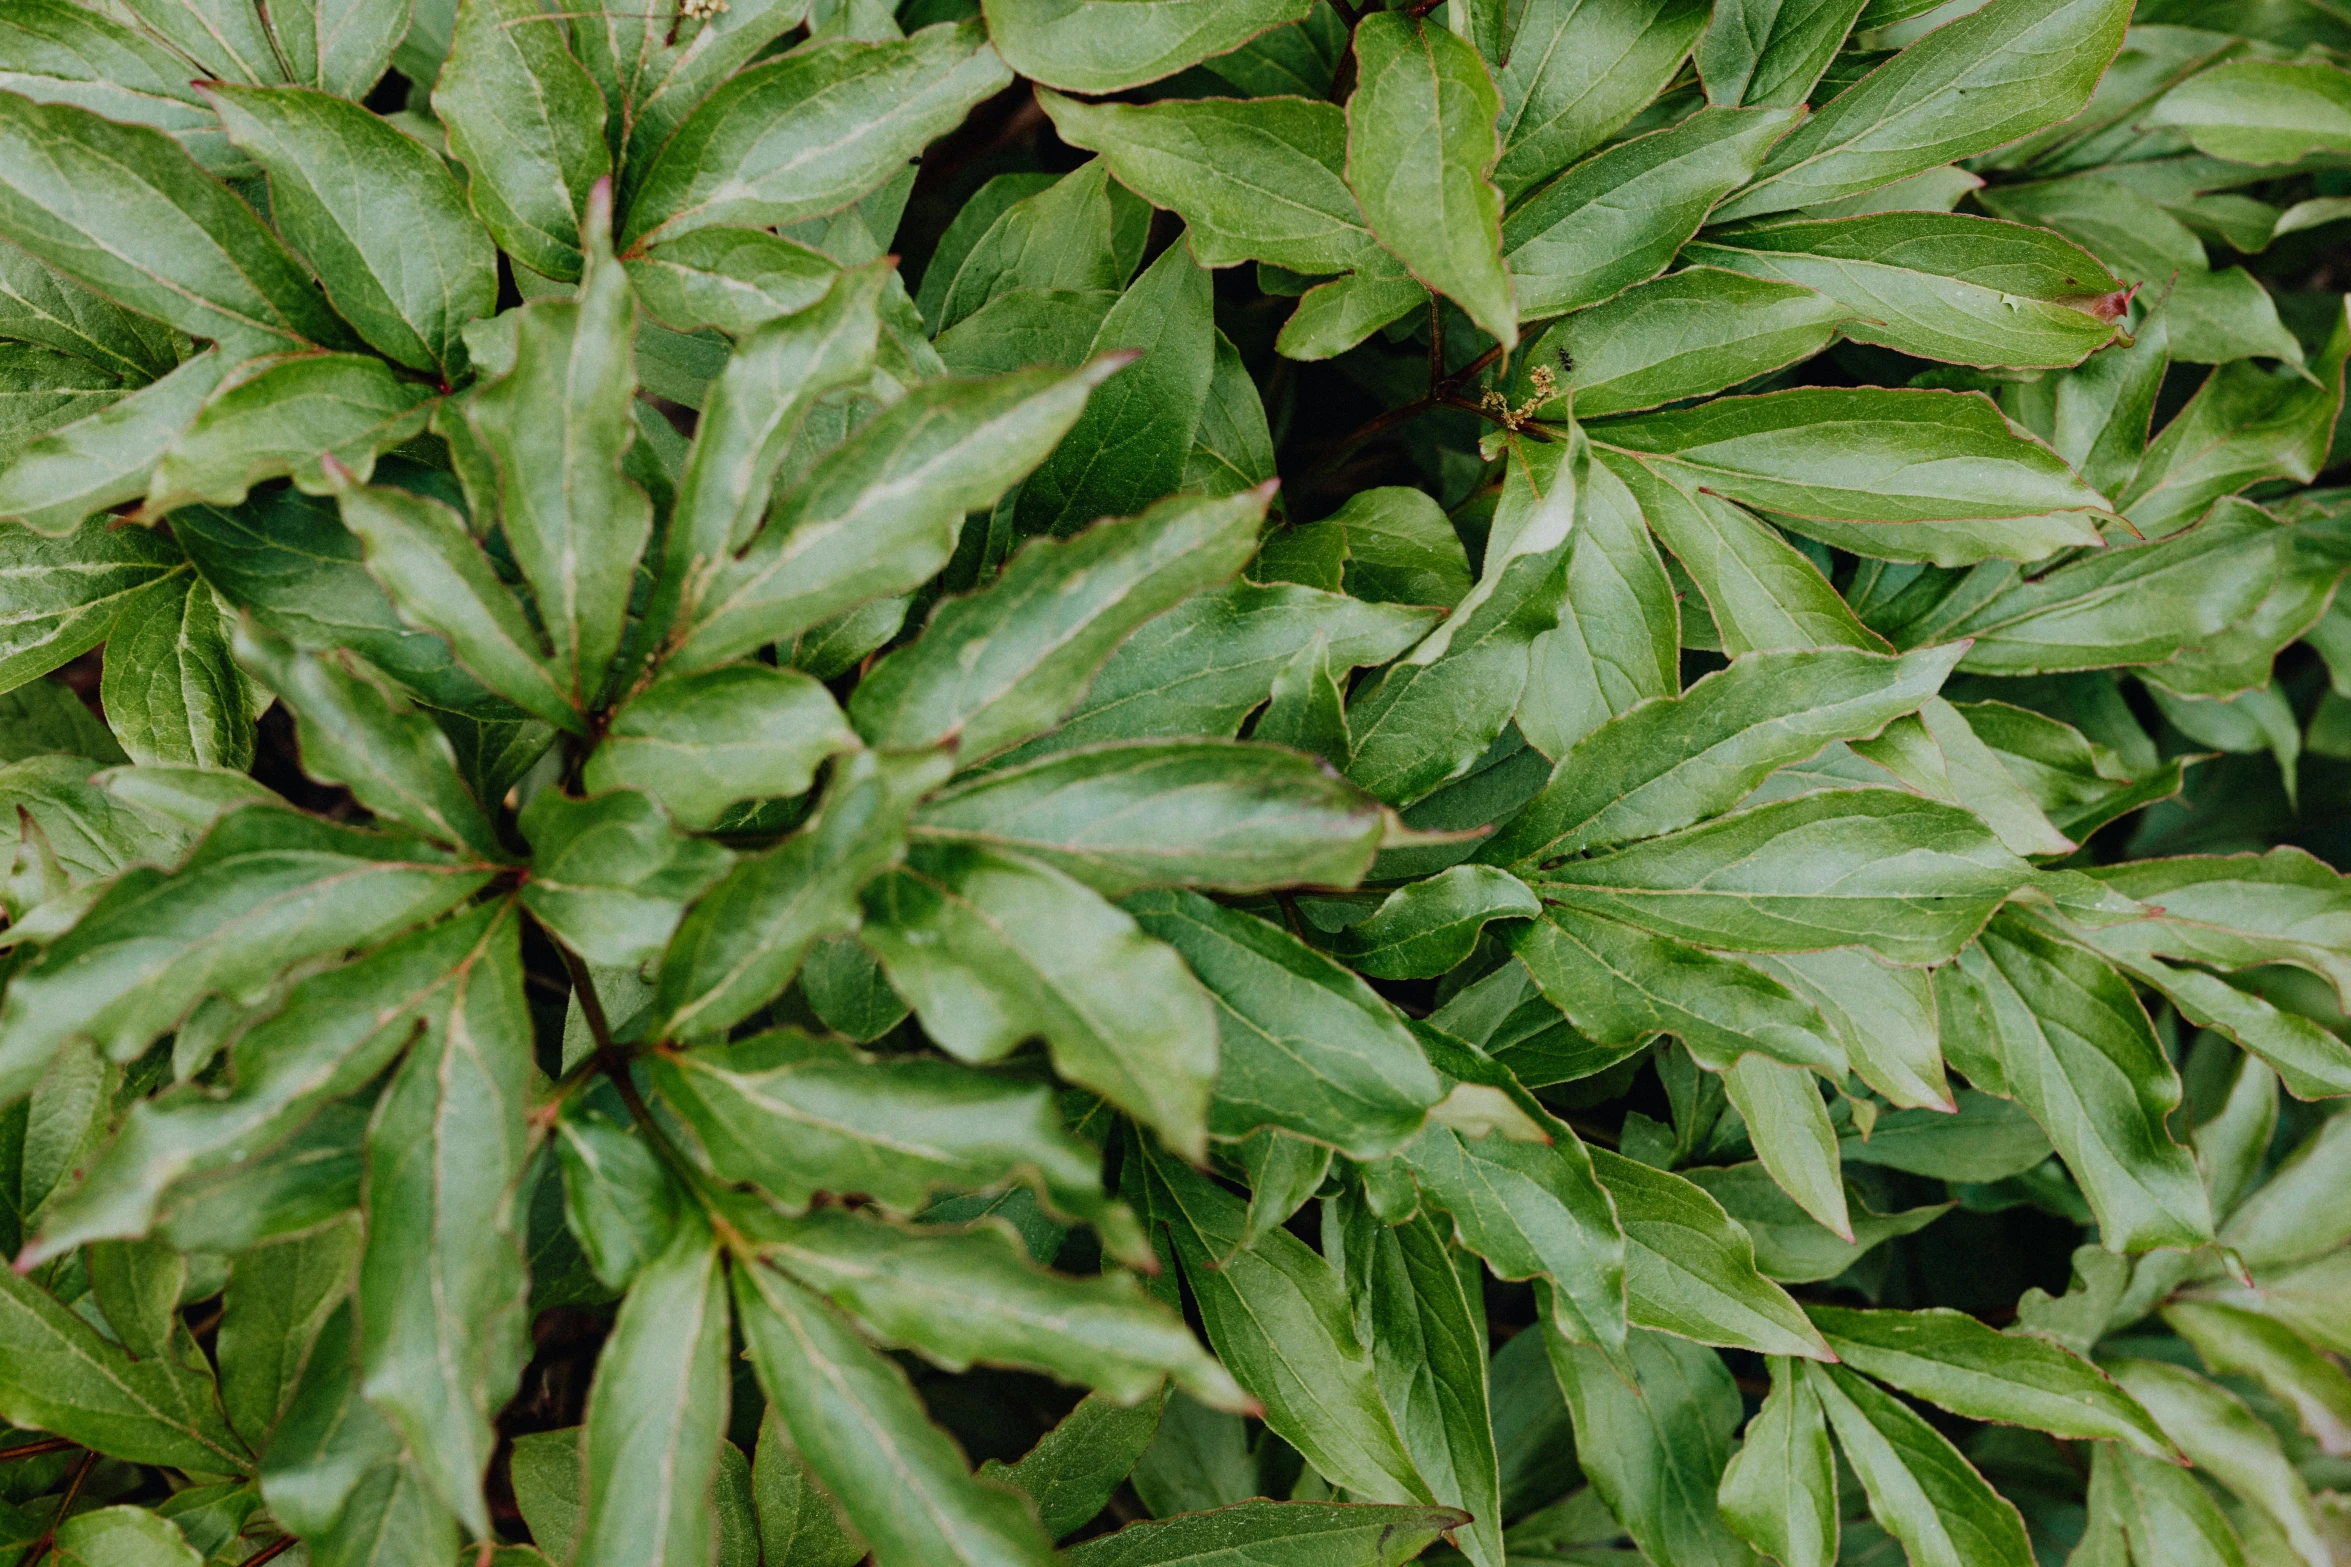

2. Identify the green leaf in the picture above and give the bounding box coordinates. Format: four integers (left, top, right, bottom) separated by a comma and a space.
914, 740, 1385, 898
203, 84, 496, 377
49, 1506, 202, 1567
755, 1405, 866, 1567
1144, 1147, 1433, 1504
2103, 1357, 2331, 1566
1039, 91, 1390, 278
1686, 213, 2124, 370
981, 1389, 1168, 1541
1718, 1357, 1837, 1567
1964, 914, 2215, 1252
1849, 694, 2074, 856
0, 351, 231, 537
671, 358, 1127, 671
1535, 788, 2031, 965
1520, 454, 1680, 761
2117, 315, 2349, 539
1700, 0, 1868, 108
0, 513, 177, 701
431, 0, 610, 282
984, 0, 1313, 95
466, 207, 653, 709
1722, 1055, 1848, 1238
650, 1030, 1148, 1263
1942, 502, 2290, 675
622, 22, 1011, 250
1256, 485, 1473, 610
651, 265, 887, 647
928, 162, 1126, 335
1317, 865, 1541, 980
555, 1111, 681, 1293
1067, 1501, 1466, 1567
354, 901, 533, 1537
519, 788, 732, 967
1596, 387, 2111, 528
2104, 1441, 2252, 1567
1683, 1162, 1949, 1283
629, 228, 844, 337
0, 807, 490, 1100
86, 1233, 185, 1360
1838, 1088, 2052, 1183
1713, 0, 2132, 220
862, 845, 1218, 1160
1591, 1147, 1835, 1358
144, 351, 434, 514
999, 583, 1438, 758
1542, 1323, 1756, 1567
0, 345, 136, 467
2216, 1108, 2351, 1270
732, 1254, 1062, 1567
232, 621, 500, 858
585, 665, 857, 833
1254, 632, 1351, 765
653, 747, 948, 1041
1513, 906, 1844, 1077
1274, 269, 1430, 361
1346, 435, 1579, 806
1345, 13, 1515, 348
1125, 889, 1444, 1160
1805, 1361, 2036, 1567
574, 1215, 733, 1567
1520, 269, 1847, 419
1485, 643, 1962, 867
98, 573, 254, 771
753, 1205, 1242, 1407
217, 1216, 364, 1453
2144, 61, 2351, 165
0, 1243, 247, 1472
2164, 1300, 2351, 1457
27, 911, 496, 1266
1610, 455, 1890, 653
1497, 0, 1712, 201
855, 488, 1264, 761
1330, 1197, 1504, 1567
0, 94, 356, 353
1401, 1119, 1629, 1358
326, 476, 582, 733
578, 0, 810, 178
1505, 105, 1802, 319
1807, 1304, 2175, 1455
1016, 243, 1218, 540
0, 0, 244, 174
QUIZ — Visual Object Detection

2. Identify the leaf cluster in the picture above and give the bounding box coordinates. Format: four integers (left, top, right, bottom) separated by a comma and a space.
1, 0, 2350, 1563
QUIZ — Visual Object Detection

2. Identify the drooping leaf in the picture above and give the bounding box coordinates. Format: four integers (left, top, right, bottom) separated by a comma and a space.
1144, 1147, 1433, 1505
354, 901, 534, 1538
733, 1256, 1062, 1567
574, 1215, 733, 1567
1805, 1360, 2038, 1567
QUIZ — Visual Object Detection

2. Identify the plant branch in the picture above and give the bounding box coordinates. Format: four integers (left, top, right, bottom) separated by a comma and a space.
22, 1450, 98, 1566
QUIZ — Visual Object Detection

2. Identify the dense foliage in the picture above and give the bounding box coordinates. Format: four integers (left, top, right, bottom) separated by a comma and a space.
0, 0, 2349, 1561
